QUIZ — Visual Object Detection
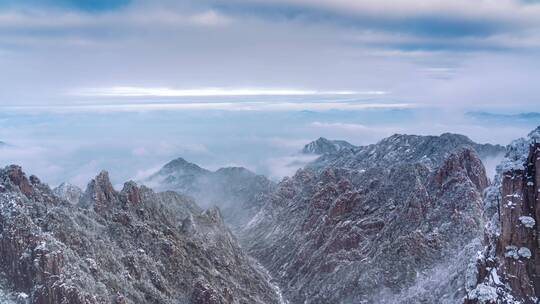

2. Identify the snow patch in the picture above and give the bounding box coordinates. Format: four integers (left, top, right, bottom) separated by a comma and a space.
467, 283, 498, 303
505, 245, 532, 259
518, 247, 532, 259
519, 216, 535, 228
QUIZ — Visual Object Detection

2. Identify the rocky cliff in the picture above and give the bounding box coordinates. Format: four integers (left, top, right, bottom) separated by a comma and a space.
0, 166, 281, 304
466, 126, 540, 304
243, 133, 497, 303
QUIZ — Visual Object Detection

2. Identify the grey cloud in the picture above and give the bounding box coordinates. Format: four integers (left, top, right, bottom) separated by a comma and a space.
0, 0, 539, 109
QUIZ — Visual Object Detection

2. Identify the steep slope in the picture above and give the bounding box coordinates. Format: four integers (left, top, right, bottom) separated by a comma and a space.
145, 158, 275, 229
243, 133, 494, 303
466, 126, 540, 304
0, 166, 280, 304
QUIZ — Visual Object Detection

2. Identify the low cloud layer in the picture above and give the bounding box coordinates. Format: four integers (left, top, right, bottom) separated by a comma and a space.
0, 107, 536, 188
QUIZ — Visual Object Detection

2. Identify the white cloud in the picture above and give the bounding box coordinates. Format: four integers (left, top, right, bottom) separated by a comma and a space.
131, 142, 208, 157
265, 137, 313, 149
310, 121, 369, 131
70, 86, 371, 97
188, 10, 233, 27
131, 165, 164, 183
1, 101, 412, 113
266, 154, 319, 179
0, 1, 539, 110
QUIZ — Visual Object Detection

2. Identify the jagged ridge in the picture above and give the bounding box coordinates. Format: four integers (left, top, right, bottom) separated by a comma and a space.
0, 166, 281, 304
243, 133, 493, 303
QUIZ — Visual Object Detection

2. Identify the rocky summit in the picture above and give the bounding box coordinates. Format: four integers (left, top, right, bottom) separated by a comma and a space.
0, 166, 281, 304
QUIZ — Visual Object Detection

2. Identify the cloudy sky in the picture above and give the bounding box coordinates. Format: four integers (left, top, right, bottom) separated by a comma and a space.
0, 0, 539, 187
1, 0, 539, 108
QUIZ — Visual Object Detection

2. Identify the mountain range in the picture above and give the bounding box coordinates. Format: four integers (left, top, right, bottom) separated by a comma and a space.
3, 129, 540, 303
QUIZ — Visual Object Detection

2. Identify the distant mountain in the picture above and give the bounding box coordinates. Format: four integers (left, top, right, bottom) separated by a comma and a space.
242, 132, 500, 303
309, 132, 505, 170
0, 166, 281, 304
301, 137, 358, 155
145, 158, 276, 229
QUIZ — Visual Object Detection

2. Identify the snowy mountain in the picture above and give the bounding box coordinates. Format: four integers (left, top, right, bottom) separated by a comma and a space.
0, 130, 518, 304
242, 133, 498, 303
301, 137, 357, 155
0, 166, 281, 304
308, 133, 505, 170
144, 158, 276, 229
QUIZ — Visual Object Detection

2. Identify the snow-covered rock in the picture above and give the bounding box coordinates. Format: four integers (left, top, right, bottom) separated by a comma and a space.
0, 165, 281, 304
243, 133, 493, 303
519, 216, 536, 228
53, 182, 83, 204
466, 125, 540, 304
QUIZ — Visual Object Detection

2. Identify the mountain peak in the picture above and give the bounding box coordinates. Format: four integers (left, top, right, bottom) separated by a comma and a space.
120, 180, 142, 205
81, 170, 118, 212
302, 137, 356, 155
2, 165, 33, 196
161, 157, 209, 174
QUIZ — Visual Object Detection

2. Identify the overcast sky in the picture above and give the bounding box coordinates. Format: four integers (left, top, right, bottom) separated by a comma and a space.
0, 0, 539, 109
0, 0, 540, 187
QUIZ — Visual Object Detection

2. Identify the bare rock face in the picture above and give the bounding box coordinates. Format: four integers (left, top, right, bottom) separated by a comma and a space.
0, 166, 281, 304
243, 133, 492, 303
466, 126, 540, 304
81, 171, 119, 213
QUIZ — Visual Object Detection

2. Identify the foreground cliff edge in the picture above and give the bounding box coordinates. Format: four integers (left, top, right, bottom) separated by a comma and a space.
0, 167, 281, 304
467, 126, 540, 304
